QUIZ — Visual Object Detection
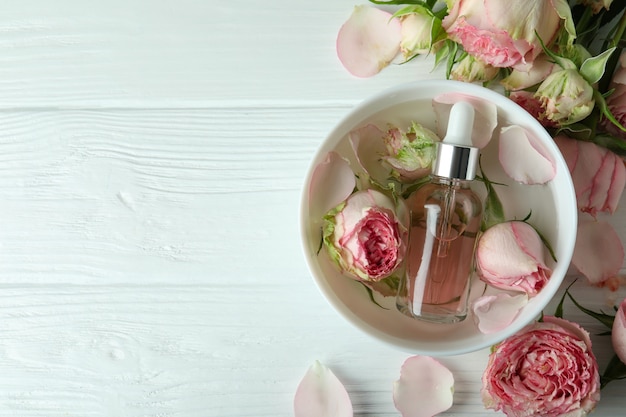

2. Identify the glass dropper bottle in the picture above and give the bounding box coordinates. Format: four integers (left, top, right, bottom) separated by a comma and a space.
396, 101, 483, 324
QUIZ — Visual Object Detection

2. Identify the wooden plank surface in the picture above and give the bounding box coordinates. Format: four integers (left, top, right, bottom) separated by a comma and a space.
0, 0, 623, 416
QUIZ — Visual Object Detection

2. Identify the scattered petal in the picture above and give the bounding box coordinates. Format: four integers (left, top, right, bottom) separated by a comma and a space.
498, 125, 556, 184
572, 216, 624, 286
349, 124, 390, 186
433, 93, 497, 148
501, 55, 555, 90
294, 361, 353, 417
555, 135, 626, 215
309, 152, 356, 221
472, 292, 529, 334
336, 5, 402, 78
393, 356, 454, 417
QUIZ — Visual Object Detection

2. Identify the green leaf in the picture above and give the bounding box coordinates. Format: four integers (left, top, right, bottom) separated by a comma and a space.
477, 158, 506, 231
434, 39, 453, 69
566, 290, 615, 330
553, 280, 576, 319
590, 134, 626, 157
536, 30, 577, 70
556, 123, 594, 141
360, 283, 389, 310
392, 5, 431, 19
594, 90, 626, 133
580, 47, 616, 84
601, 354, 626, 389
445, 41, 460, 80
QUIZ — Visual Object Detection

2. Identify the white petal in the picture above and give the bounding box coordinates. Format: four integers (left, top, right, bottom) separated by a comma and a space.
294, 361, 353, 417
309, 152, 355, 221
433, 93, 497, 149
498, 125, 556, 184
472, 292, 529, 334
336, 5, 402, 78
393, 356, 454, 417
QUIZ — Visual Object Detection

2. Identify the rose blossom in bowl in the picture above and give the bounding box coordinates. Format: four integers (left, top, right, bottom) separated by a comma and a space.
300, 80, 577, 356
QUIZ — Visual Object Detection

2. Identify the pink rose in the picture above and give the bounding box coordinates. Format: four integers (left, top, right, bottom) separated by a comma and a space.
443, 0, 570, 70
323, 189, 407, 282
482, 316, 601, 417
612, 298, 626, 364
476, 221, 551, 296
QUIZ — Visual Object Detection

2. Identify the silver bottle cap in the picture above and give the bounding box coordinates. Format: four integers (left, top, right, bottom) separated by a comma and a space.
432, 101, 480, 181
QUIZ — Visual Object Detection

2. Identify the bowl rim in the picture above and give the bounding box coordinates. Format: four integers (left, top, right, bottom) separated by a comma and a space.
299, 79, 578, 356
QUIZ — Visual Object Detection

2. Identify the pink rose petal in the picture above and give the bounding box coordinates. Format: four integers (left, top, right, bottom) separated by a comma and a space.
498, 125, 556, 184
348, 124, 390, 186
572, 216, 625, 286
472, 292, 529, 334
393, 356, 454, 417
553, 134, 579, 173
606, 155, 626, 213
612, 298, 626, 364
309, 152, 356, 221
294, 361, 353, 417
336, 5, 402, 78
433, 93, 497, 148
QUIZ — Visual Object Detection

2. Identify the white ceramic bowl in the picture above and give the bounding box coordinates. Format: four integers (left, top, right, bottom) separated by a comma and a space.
300, 80, 577, 356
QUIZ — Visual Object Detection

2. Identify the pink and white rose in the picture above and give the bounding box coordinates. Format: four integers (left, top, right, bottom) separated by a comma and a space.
535, 68, 595, 126
323, 189, 407, 282
442, 0, 571, 71
482, 316, 601, 417
476, 221, 551, 296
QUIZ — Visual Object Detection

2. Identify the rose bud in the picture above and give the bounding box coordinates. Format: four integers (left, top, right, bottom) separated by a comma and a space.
535, 68, 595, 126
613, 298, 626, 364
582, 0, 614, 14
443, 0, 573, 71
482, 316, 600, 417
323, 189, 407, 282
382, 122, 440, 182
476, 221, 551, 296
399, 8, 440, 60
451, 54, 499, 83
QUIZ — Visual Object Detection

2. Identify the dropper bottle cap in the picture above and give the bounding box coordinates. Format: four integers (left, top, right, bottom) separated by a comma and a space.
432, 101, 480, 181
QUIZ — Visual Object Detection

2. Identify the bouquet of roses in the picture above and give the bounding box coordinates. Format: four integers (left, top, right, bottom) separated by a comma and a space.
337, 0, 626, 288
293, 2, 626, 417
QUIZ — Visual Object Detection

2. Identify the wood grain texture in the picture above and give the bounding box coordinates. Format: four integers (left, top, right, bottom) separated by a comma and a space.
0, 0, 624, 415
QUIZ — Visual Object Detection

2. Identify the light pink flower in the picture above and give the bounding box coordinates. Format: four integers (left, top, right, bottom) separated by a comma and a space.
442, 0, 570, 71
554, 135, 626, 215
613, 298, 626, 364
393, 356, 454, 417
323, 190, 407, 282
336, 5, 402, 78
482, 316, 600, 417
572, 214, 625, 287
294, 361, 353, 417
476, 221, 551, 296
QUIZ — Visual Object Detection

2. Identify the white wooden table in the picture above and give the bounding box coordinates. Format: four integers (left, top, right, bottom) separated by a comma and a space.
0, 1, 624, 415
